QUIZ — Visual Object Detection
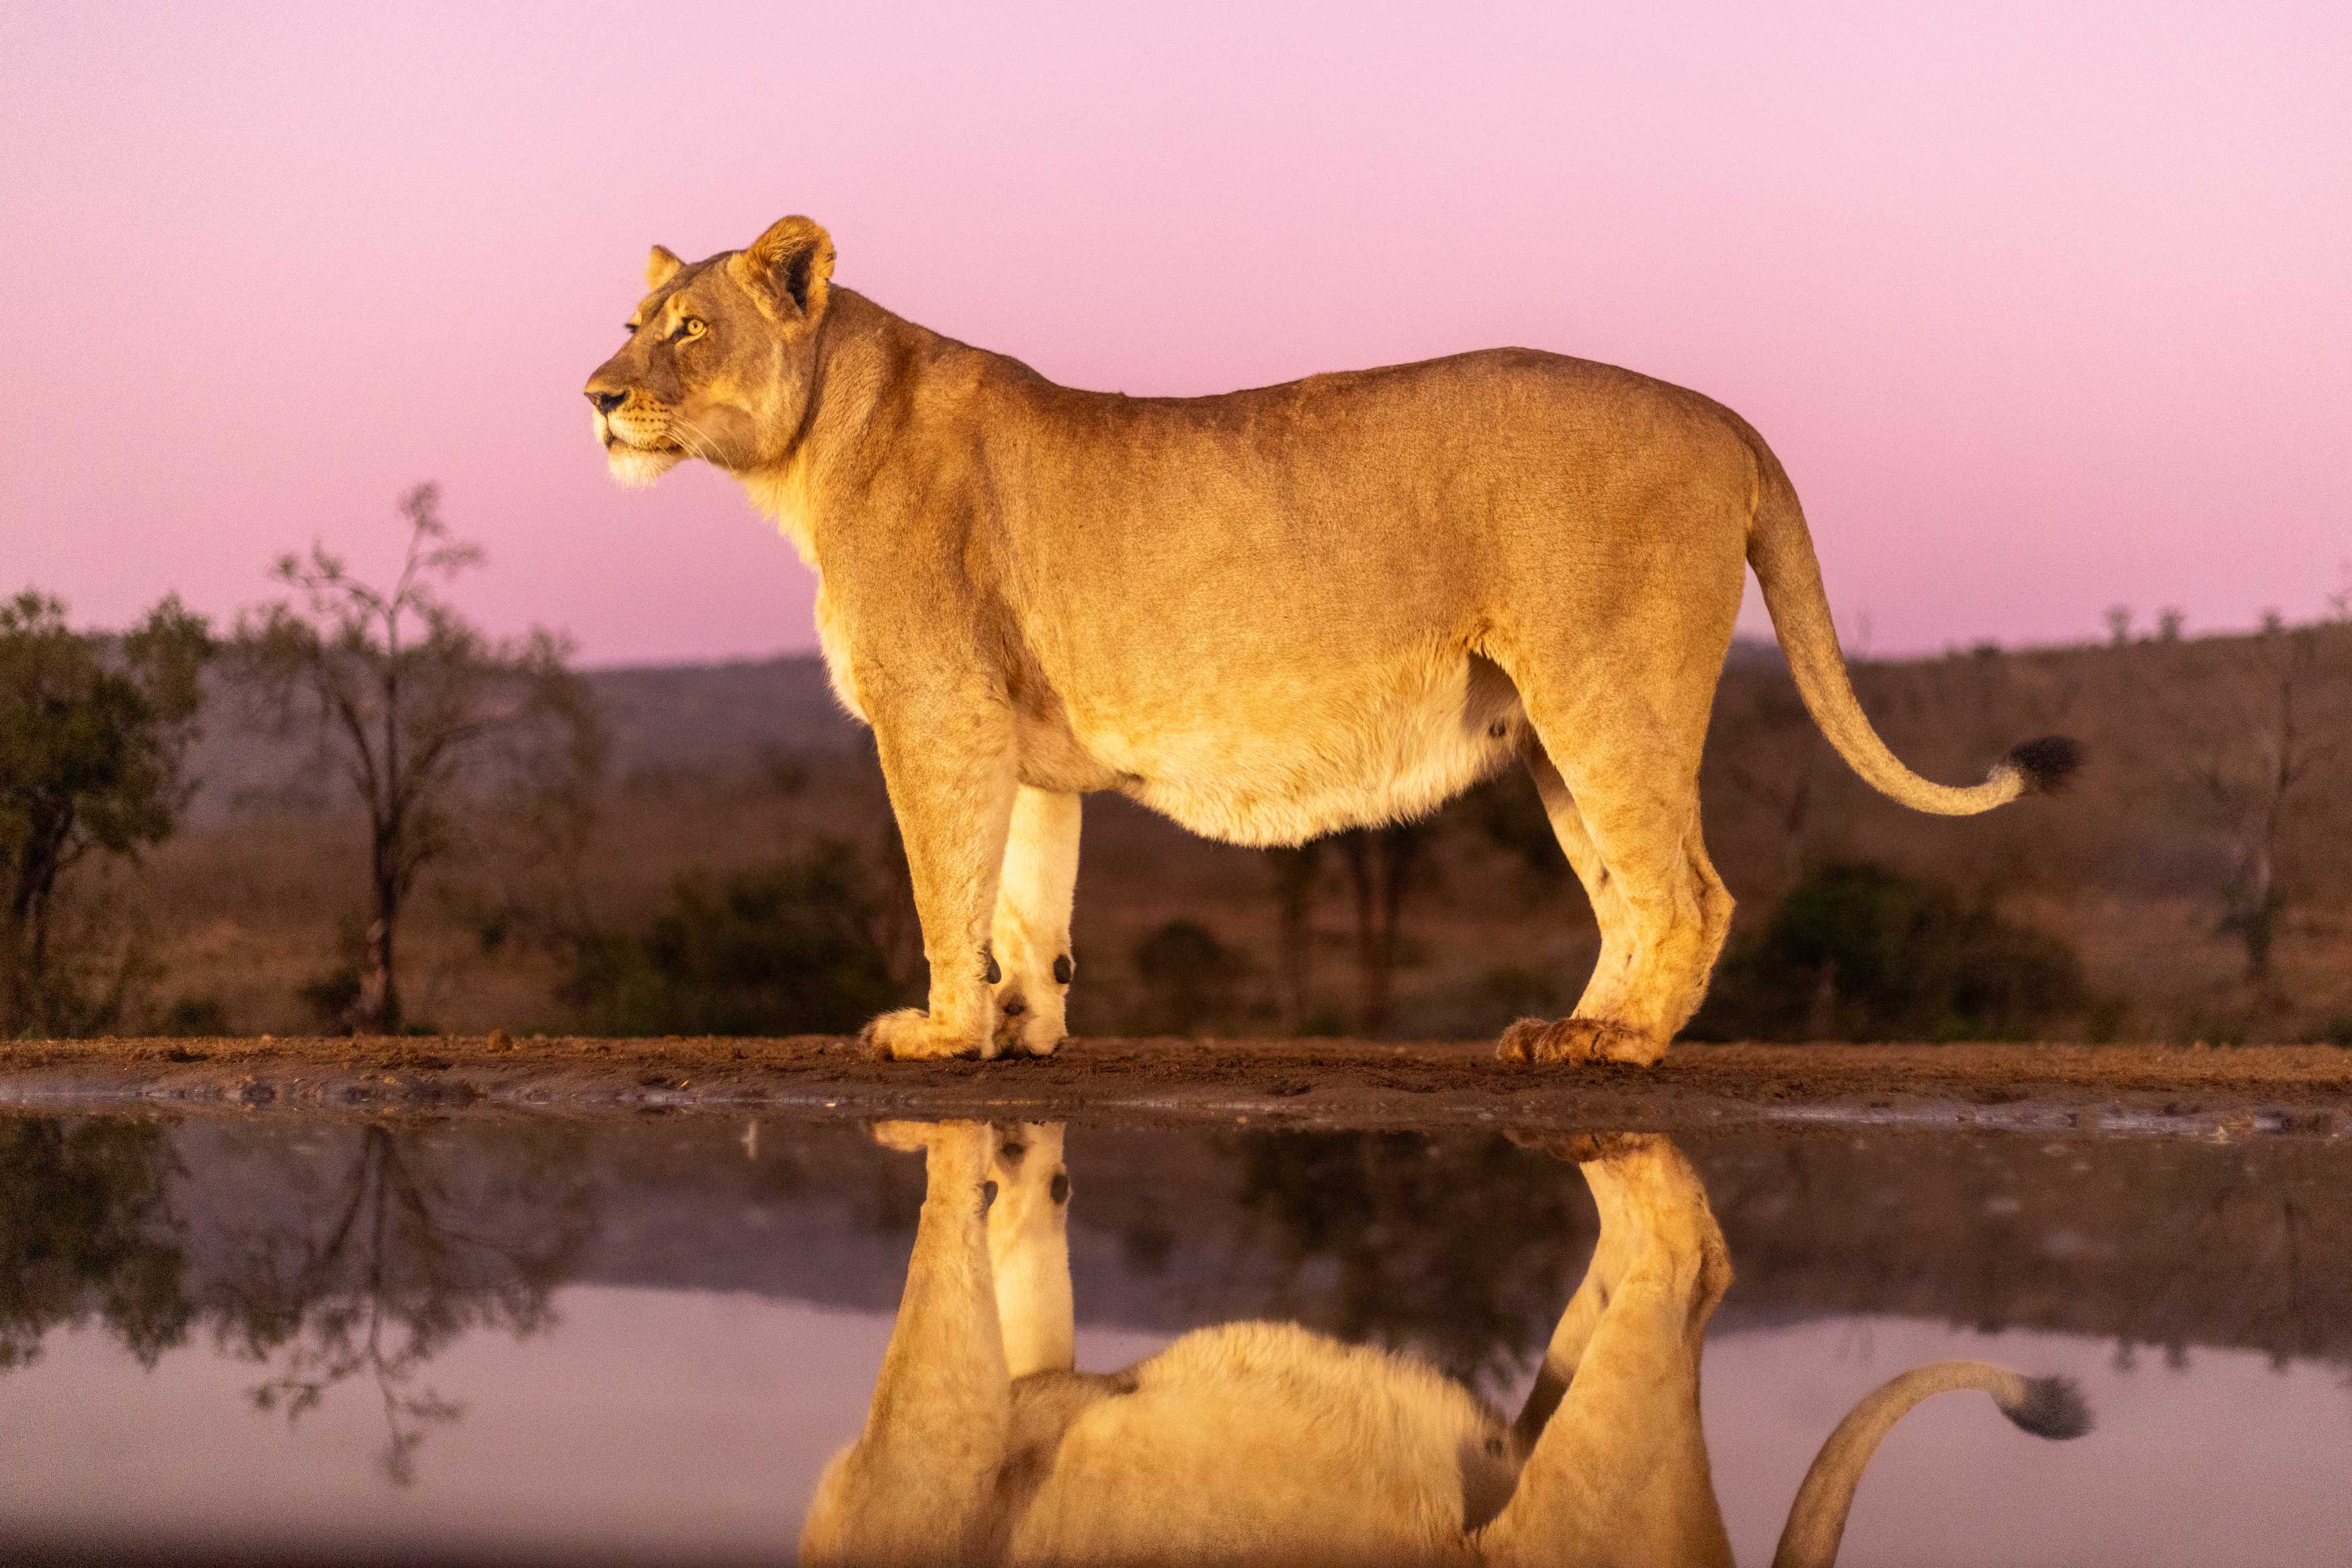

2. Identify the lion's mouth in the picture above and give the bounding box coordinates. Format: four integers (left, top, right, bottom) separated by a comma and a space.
598, 417, 682, 455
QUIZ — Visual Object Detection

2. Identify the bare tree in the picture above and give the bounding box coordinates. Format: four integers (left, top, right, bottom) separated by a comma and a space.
1267, 842, 1324, 1033
233, 485, 602, 1031
2169, 625, 2347, 983
222, 1122, 592, 1485
1264, 824, 1431, 1039
1703, 664, 1821, 885
1338, 821, 1433, 1036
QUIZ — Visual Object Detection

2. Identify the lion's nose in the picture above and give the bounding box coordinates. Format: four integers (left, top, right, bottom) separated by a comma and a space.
588, 389, 628, 415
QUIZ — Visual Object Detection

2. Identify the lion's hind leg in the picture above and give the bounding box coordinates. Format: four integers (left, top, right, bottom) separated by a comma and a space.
1504, 1131, 1642, 1454
1478, 1134, 1734, 1568
1498, 745, 1653, 1065
1495, 704, 1733, 1065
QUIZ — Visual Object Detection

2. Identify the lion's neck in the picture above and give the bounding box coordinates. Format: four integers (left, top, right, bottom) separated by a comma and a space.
741, 464, 822, 566
737, 288, 975, 566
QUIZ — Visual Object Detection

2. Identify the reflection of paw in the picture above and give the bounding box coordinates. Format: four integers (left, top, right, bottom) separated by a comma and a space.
1496, 1016, 1663, 1065
1505, 1129, 1652, 1164
988, 1122, 1067, 1192
868, 1119, 946, 1152
868, 1119, 995, 1182
991, 990, 1067, 1057
861, 1008, 991, 1061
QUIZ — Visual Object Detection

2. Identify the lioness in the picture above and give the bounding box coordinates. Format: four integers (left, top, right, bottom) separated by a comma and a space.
802, 1123, 2089, 1567
585, 217, 2078, 1063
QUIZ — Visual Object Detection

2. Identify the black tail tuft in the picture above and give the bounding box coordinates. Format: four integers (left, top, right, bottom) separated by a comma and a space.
2007, 735, 2085, 795
2001, 1375, 2093, 1440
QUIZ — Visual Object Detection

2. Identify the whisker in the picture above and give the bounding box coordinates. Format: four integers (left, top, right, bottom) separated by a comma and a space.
669, 412, 722, 463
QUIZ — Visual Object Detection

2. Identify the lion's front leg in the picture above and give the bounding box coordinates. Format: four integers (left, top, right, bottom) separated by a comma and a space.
989, 788, 1081, 1057
859, 707, 1020, 1061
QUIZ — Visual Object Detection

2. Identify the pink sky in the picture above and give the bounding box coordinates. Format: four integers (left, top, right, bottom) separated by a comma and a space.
5, 2, 2347, 665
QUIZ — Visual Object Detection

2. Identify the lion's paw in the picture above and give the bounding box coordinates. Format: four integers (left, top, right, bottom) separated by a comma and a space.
860, 1008, 992, 1061
991, 990, 1067, 1058
1497, 1016, 1664, 1066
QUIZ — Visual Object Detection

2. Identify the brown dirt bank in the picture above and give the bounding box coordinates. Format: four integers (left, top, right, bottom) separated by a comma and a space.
3, 1036, 2348, 1141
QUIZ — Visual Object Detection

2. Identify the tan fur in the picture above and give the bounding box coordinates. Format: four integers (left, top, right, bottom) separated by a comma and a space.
801, 1125, 2069, 1567
586, 216, 2058, 1063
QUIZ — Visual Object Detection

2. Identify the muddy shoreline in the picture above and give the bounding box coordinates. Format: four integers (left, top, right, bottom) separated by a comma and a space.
3, 1035, 2347, 1141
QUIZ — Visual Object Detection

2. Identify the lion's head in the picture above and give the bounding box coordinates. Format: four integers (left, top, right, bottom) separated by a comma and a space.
583, 216, 836, 487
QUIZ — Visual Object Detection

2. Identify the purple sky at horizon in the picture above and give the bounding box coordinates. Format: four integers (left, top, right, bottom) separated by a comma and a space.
5, 2, 2347, 667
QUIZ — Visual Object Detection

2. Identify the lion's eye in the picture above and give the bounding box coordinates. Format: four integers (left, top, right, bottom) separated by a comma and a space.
673, 316, 708, 342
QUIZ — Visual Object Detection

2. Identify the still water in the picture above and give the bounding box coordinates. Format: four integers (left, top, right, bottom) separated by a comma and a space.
2, 1111, 2347, 1566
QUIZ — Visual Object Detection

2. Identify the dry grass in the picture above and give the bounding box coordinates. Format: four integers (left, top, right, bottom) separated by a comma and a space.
100, 627, 2352, 1044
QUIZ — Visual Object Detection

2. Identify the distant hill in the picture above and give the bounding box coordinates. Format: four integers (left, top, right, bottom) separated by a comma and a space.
181, 654, 861, 826
586, 654, 864, 777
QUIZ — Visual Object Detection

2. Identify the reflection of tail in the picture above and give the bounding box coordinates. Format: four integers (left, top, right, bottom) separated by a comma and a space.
1771, 1360, 2092, 1568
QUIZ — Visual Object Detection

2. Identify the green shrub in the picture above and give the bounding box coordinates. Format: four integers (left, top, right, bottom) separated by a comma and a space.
160, 995, 232, 1037
0, 1117, 192, 1370
1128, 918, 1247, 1035
566, 838, 906, 1036
297, 966, 365, 1033
1685, 861, 2083, 1043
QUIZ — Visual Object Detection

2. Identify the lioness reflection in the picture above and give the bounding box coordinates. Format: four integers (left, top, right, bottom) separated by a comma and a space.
804, 1125, 2089, 1567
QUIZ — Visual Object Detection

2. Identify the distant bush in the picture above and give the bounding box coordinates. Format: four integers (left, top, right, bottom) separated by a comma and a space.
564, 838, 907, 1036
1685, 861, 2084, 1043
1461, 770, 1570, 889
297, 966, 365, 1033
1128, 918, 1248, 1036
160, 995, 232, 1037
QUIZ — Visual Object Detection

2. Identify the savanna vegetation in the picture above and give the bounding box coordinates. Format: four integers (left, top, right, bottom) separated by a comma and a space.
9, 538, 2351, 1046
0, 590, 211, 1038
230, 484, 602, 1035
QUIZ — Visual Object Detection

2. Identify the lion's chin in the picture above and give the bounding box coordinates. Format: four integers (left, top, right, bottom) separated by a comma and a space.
605, 444, 685, 489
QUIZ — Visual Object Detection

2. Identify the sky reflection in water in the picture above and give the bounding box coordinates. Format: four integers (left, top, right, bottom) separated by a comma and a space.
2, 1113, 2347, 1566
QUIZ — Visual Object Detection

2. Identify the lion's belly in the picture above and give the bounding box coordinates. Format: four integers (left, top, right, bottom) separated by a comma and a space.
1068, 649, 1525, 846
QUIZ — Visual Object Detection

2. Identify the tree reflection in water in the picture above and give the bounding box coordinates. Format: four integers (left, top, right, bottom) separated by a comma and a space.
1224, 1129, 1594, 1394
216, 1120, 595, 1483
0, 1115, 190, 1370
0, 1113, 594, 1486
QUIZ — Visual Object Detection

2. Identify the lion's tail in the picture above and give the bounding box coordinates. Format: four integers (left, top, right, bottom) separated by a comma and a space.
1745, 449, 2082, 814
1771, 1360, 2093, 1568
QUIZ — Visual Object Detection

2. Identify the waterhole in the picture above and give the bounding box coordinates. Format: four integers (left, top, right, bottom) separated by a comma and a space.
1, 1112, 2345, 1566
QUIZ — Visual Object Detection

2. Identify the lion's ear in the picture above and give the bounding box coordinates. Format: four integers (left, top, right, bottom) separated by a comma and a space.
646, 245, 684, 292
733, 216, 835, 321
